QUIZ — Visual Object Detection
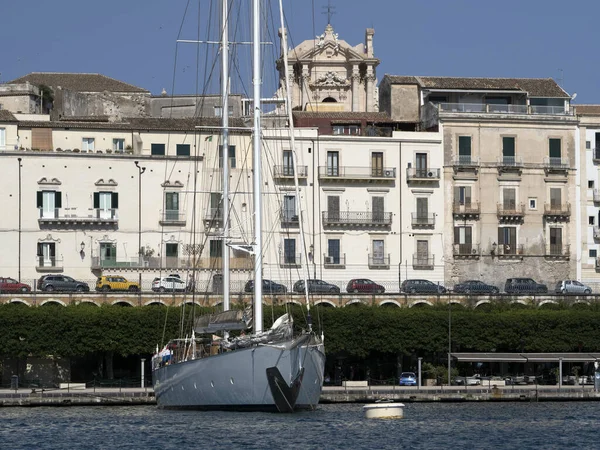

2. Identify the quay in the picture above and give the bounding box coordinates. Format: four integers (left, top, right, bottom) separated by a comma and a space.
1, 385, 600, 407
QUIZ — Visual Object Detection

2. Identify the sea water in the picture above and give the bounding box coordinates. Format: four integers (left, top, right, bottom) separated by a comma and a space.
1, 402, 598, 449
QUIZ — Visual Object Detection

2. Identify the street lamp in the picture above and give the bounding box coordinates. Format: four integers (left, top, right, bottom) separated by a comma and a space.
134, 161, 146, 287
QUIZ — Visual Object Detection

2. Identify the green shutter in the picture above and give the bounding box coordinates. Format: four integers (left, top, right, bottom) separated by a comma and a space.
458, 136, 471, 156
502, 137, 515, 157
55, 192, 62, 208
93, 192, 100, 209
37, 191, 43, 208
112, 192, 119, 209
549, 139, 561, 158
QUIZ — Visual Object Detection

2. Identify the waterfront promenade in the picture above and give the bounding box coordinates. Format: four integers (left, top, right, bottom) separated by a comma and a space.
1, 384, 599, 407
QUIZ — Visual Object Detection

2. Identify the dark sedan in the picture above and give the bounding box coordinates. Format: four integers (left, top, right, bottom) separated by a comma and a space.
293, 279, 340, 294
453, 280, 499, 294
244, 279, 287, 294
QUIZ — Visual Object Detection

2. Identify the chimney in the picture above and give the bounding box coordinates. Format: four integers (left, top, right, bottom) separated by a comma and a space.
365, 28, 375, 58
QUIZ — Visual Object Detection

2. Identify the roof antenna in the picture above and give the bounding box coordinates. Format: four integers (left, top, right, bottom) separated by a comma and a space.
557, 68, 564, 87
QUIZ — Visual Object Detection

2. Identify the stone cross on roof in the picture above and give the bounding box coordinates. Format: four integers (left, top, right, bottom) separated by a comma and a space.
322, 0, 336, 25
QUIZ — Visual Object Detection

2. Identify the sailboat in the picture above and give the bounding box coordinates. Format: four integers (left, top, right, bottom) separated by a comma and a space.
151, 0, 325, 412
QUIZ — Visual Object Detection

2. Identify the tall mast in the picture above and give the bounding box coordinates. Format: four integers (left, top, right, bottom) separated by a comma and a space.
253, 0, 263, 333
221, 0, 230, 314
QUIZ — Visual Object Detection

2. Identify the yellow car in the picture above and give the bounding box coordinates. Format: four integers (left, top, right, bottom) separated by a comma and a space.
95, 275, 140, 292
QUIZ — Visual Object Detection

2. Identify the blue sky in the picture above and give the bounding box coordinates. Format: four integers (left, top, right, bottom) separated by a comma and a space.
1, 0, 599, 103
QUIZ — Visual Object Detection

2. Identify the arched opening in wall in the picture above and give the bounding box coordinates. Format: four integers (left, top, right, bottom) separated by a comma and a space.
113, 301, 133, 307
322, 97, 337, 103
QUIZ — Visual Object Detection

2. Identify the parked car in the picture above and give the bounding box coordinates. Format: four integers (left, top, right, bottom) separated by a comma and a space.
399, 372, 417, 386
293, 279, 340, 294
401, 279, 447, 294
37, 275, 90, 292
453, 280, 499, 294
346, 278, 385, 294
0, 277, 32, 293
244, 279, 287, 294
152, 276, 187, 292
453, 376, 482, 386
504, 277, 548, 294
96, 275, 140, 292
555, 280, 592, 295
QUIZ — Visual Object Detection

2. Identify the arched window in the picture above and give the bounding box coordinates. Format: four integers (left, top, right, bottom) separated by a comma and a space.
322, 97, 337, 103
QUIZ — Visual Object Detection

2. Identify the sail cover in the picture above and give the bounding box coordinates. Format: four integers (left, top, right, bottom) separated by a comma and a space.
194, 307, 253, 334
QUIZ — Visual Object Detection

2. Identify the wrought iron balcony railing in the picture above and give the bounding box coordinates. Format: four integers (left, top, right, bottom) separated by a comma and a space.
280, 211, 300, 227
496, 244, 524, 256
36, 256, 64, 271
38, 208, 118, 223
160, 209, 186, 225
543, 203, 571, 216
318, 166, 396, 180
453, 202, 480, 216
368, 254, 390, 268
280, 253, 302, 267
453, 244, 480, 257
543, 157, 569, 170
546, 244, 570, 257
497, 203, 525, 217
406, 167, 441, 181
452, 156, 479, 167
322, 211, 392, 226
436, 102, 572, 116
411, 213, 435, 227
497, 156, 524, 168
412, 255, 434, 269
273, 165, 308, 178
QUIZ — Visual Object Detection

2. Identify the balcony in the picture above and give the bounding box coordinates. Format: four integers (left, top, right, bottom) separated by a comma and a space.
545, 244, 570, 260
204, 208, 223, 228
593, 149, 600, 164
406, 167, 440, 183
197, 257, 253, 270
159, 210, 186, 226
91, 256, 145, 269
368, 254, 390, 269
36, 256, 64, 272
323, 253, 346, 269
318, 166, 396, 182
543, 203, 571, 221
497, 203, 525, 222
436, 102, 573, 116
280, 212, 300, 228
411, 213, 435, 228
453, 244, 480, 258
322, 211, 392, 228
496, 156, 524, 174
496, 244, 524, 259
412, 255, 434, 270
273, 165, 308, 179
279, 253, 301, 268
453, 202, 480, 219
38, 207, 118, 228
543, 157, 569, 174
594, 189, 600, 203
452, 156, 479, 168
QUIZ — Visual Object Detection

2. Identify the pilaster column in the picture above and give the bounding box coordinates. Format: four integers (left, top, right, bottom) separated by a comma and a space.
301, 64, 310, 111
366, 66, 375, 112
351, 65, 360, 112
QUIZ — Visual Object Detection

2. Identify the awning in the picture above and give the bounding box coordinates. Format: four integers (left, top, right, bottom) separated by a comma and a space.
451, 352, 600, 363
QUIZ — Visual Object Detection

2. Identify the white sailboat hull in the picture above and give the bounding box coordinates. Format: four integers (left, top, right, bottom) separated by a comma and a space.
152, 335, 325, 411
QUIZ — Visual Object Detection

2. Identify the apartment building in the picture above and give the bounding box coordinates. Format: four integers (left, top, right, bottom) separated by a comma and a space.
380, 76, 578, 288
576, 105, 600, 286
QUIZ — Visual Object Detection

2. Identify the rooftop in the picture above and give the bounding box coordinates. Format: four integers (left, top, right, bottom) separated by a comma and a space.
9, 72, 149, 94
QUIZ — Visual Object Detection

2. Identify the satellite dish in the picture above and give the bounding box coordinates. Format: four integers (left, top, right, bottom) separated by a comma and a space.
571, 93, 577, 100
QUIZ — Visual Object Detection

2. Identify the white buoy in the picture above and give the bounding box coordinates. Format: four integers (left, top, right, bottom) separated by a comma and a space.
363, 402, 405, 419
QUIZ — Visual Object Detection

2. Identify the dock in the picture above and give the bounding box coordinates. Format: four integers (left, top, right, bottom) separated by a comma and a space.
1, 384, 600, 407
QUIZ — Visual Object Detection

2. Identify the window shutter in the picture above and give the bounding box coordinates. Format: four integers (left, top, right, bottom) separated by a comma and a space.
458, 136, 471, 156
93, 192, 100, 209
498, 227, 504, 245
37, 191, 43, 208
549, 139, 561, 158
37, 243, 43, 256
502, 137, 515, 157
465, 226, 472, 244
55, 192, 62, 208
465, 187, 472, 205
454, 187, 460, 204
454, 227, 460, 244
112, 192, 119, 209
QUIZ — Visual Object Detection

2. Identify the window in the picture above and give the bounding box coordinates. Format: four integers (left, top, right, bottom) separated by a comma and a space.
333, 125, 360, 135
372, 240, 385, 264
151, 143, 166, 155
589, 216, 595, 226
372, 196, 384, 223
502, 188, 516, 210
498, 227, 517, 254
502, 137, 515, 165
416, 240, 429, 264
37, 242, 56, 267
458, 136, 471, 164
549, 188, 561, 209
454, 186, 471, 206
165, 192, 179, 221
214, 106, 233, 117
99, 243, 116, 264
282, 150, 294, 175
176, 144, 190, 156
454, 226, 473, 254
590, 249, 597, 258
209, 193, 222, 221
165, 243, 178, 257
428, 95, 447, 103
283, 239, 296, 264
415, 153, 428, 177
218, 145, 236, 168
589, 180, 595, 189
587, 141, 592, 150
371, 152, 383, 176
36, 191, 62, 219
416, 197, 428, 225
529, 198, 537, 210
549, 138, 561, 165
82, 137, 95, 152
93, 192, 118, 219
282, 195, 297, 223
327, 151, 339, 176
549, 227, 563, 254
113, 139, 125, 152
0, 128, 5, 149
327, 239, 341, 264
209, 240, 223, 257
327, 196, 340, 222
